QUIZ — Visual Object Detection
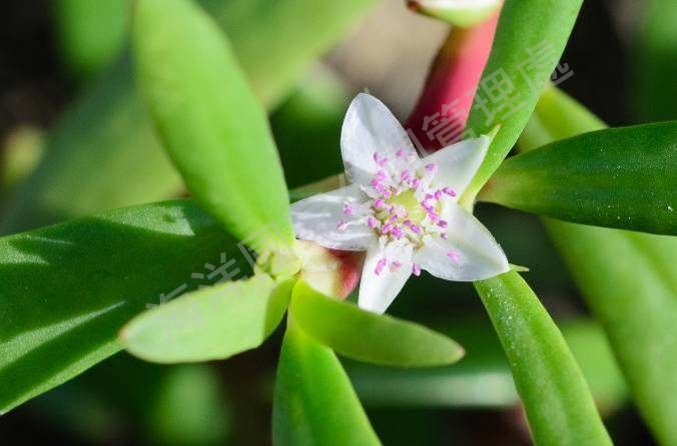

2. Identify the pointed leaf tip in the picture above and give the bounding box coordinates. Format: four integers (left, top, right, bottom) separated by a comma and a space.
133, 0, 294, 250
292, 281, 465, 367
121, 274, 294, 363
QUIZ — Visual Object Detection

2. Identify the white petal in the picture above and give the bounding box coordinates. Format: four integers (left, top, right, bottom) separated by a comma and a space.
291, 185, 374, 250
423, 135, 491, 197
415, 202, 509, 281
341, 93, 418, 185
358, 244, 413, 314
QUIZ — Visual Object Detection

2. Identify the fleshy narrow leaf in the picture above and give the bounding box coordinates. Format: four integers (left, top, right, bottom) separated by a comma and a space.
273, 317, 381, 445
133, 0, 293, 250
292, 281, 464, 367
519, 85, 677, 445
1, 0, 377, 234
463, 0, 583, 201
481, 122, 677, 235
120, 274, 294, 363
474, 271, 612, 445
0, 200, 244, 414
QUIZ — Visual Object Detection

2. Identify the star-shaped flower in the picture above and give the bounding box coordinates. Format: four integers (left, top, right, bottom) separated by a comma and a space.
292, 93, 509, 313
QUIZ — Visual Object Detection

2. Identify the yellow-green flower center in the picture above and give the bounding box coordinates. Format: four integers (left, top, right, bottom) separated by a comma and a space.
388, 190, 428, 226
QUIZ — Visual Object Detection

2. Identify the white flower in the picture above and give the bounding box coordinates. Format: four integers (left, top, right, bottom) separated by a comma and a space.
292, 93, 509, 314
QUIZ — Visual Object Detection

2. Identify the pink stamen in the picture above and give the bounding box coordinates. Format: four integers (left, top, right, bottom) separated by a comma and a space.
396, 149, 406, 159
411, 178, 420, 189
443, 187, 457, 197
425, 163, 438, 174
410, 224, 422, 234
374, 199, 385, 209
375, 258, 387, 275
434, 190, 443, 200
337, 220, 347, 231
373, 153, 388, 167
382, 223, 393, 234
447, 250, 460, 262
343, 202, 354, 216
390, 260, 402, 271
391, 226, 404, 239
403, 219, 413, 227
412, 264, 421, 276
367, 217, 378, 229
437, 220, 448, 228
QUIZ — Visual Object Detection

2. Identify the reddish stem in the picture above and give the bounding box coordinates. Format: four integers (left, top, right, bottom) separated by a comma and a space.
405, 10, 501, 153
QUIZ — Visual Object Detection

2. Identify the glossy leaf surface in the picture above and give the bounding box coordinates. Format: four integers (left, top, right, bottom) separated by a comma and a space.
483, 122, 677, 235
0, 200, 239, 413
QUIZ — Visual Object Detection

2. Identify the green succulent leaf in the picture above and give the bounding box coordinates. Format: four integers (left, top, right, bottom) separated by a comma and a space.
0, 200, 241, 414
1, 0, 377, 234
474, 271, 612, 445
133, 0, 294, 250
120, 274, 294, 363
273, 310, 381, 445
463, 0, 583, 200
520, 85, 677, 446
292, 281, 464, 367
481, 122, 677, 235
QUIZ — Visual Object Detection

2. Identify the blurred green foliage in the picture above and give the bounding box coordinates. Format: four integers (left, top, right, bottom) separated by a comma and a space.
634, 0, 677, 121
54, 0, 128, 80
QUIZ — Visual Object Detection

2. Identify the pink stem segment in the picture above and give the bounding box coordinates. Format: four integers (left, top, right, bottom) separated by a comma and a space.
405, 9, 501, 153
